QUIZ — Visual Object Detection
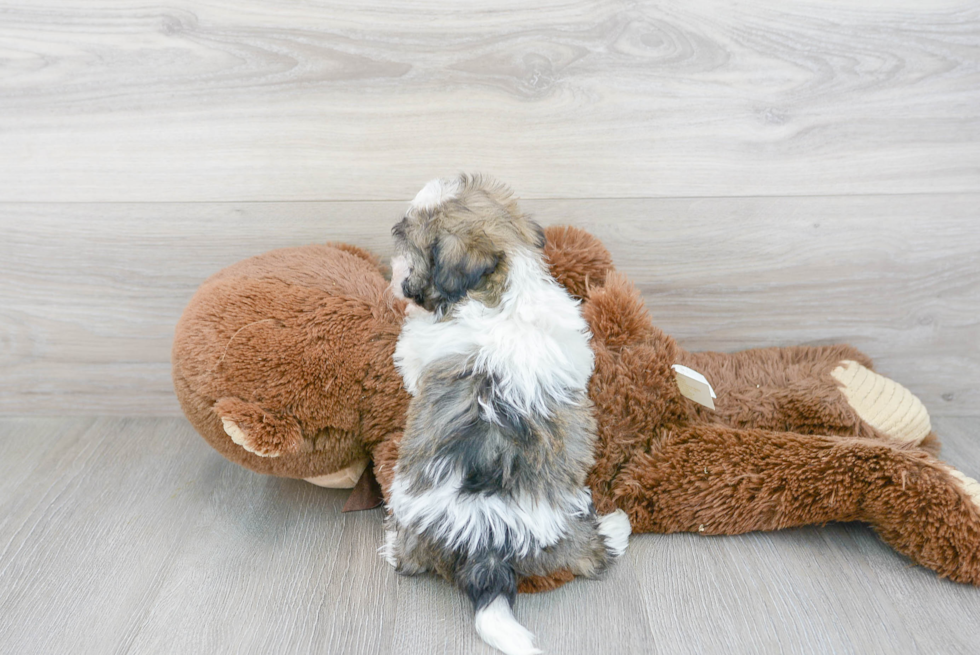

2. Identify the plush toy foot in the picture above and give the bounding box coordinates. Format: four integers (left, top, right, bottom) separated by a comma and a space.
616, 425, 980, 585
304, 459, 369, 489
947, 467, 980, 511
831, 360, 932, 445
213, 397, 304, 458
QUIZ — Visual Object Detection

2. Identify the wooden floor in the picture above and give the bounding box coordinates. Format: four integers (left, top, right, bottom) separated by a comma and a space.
1, 416, 980, 655
1, 1, 979, 653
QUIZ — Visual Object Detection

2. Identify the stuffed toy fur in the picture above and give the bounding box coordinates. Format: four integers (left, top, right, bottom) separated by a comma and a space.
172, 226, 980, 590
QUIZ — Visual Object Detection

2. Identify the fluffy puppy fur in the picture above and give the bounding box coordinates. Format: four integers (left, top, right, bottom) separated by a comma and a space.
384, 174, 631, 655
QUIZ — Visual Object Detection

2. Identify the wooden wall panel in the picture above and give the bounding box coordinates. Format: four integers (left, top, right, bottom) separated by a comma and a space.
1, 195, 977, 416
0, 1, 977, 201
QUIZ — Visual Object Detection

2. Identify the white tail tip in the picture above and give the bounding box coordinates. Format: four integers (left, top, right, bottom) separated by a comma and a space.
474, 596, 542, 655
598, 509, 632, 557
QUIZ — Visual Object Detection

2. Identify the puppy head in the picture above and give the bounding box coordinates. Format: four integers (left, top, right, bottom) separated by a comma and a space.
391, 174, 546, 316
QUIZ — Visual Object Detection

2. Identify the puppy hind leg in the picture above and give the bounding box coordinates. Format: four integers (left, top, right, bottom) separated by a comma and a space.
379, 529, 398, 568
459, 556, 541, 655
562, 509, 631, 578
379, 527, 429, 575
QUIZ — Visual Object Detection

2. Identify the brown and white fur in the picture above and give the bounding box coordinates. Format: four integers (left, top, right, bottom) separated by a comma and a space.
384, 174, 631, 655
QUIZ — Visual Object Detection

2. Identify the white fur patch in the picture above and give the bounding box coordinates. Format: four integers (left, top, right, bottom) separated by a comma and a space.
597, 509, 632, 558
379, 530, 398, 568
393, 251, 594, 415
410, 177, 462, 211
474, 596, 542, 655
388, 468, 593, 558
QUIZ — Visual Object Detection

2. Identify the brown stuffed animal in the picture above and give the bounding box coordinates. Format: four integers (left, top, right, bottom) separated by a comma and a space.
172, 225, 980, 590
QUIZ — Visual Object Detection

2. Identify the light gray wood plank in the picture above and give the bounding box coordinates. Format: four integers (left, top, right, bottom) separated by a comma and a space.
0, 418, 203, 654
0, 417, 398, 655
2, 417, 979, 655
517, 559, 655, 655
0, 1, 978, 201
0, 417, 95, 503
389, 540, 654, 655
1, 195, 977, 416
631, 526, 926, 655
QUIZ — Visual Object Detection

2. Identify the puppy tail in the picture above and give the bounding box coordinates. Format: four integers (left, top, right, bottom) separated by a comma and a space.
461, 557, 541, 655
474, 597, 541, 655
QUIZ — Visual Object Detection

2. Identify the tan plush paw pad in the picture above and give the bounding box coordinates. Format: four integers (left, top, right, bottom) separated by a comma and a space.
948, 468, 980, 512
304, 459, 369, 489
214, 397, 304, 458
831, 360, 931, 445
221, 417, 279, 458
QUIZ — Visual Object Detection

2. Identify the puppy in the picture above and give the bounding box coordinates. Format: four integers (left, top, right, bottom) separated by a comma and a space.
383, 174, 631, 655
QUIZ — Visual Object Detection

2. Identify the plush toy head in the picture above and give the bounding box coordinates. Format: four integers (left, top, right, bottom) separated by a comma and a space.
171, 242, 411, 487
171, 225, 612, 488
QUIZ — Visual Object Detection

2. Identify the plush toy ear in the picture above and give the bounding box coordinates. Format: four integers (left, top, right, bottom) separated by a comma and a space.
430, 234, 499, 308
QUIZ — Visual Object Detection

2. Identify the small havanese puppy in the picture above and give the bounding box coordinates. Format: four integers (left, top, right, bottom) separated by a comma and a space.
384, 174, 631, 655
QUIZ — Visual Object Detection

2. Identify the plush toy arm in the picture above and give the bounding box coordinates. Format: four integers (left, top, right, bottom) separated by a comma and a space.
614, 425, 980, 585
677, 347, 936, 451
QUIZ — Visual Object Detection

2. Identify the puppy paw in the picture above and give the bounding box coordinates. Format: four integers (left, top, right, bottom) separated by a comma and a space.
598, 509, 631, 558
379, 530, 398, 568
213, 398, 304, 458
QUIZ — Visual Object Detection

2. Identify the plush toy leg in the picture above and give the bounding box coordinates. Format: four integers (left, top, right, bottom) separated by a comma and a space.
831, 359, 932, 446
615, 426, 980, 585
678, 347, 934, 450
213, 397, 304, 458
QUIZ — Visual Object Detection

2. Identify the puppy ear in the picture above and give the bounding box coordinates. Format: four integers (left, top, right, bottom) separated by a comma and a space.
531, 221, 547, 250
431, 234, 499, 306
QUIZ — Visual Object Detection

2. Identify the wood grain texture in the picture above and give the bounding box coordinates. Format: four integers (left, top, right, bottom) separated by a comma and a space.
2, 2, 978, 652
0, 1, 978, 201
1, 195, 977, 416
1, 416, 978, 654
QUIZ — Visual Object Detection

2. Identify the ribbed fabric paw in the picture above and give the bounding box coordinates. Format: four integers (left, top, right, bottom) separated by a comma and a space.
831, 360, 931, 445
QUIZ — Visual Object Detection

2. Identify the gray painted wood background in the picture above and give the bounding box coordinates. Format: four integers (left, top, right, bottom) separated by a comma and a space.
2, 196, 979, 416
1, 1, 979, 653
0, 1, 978, 417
